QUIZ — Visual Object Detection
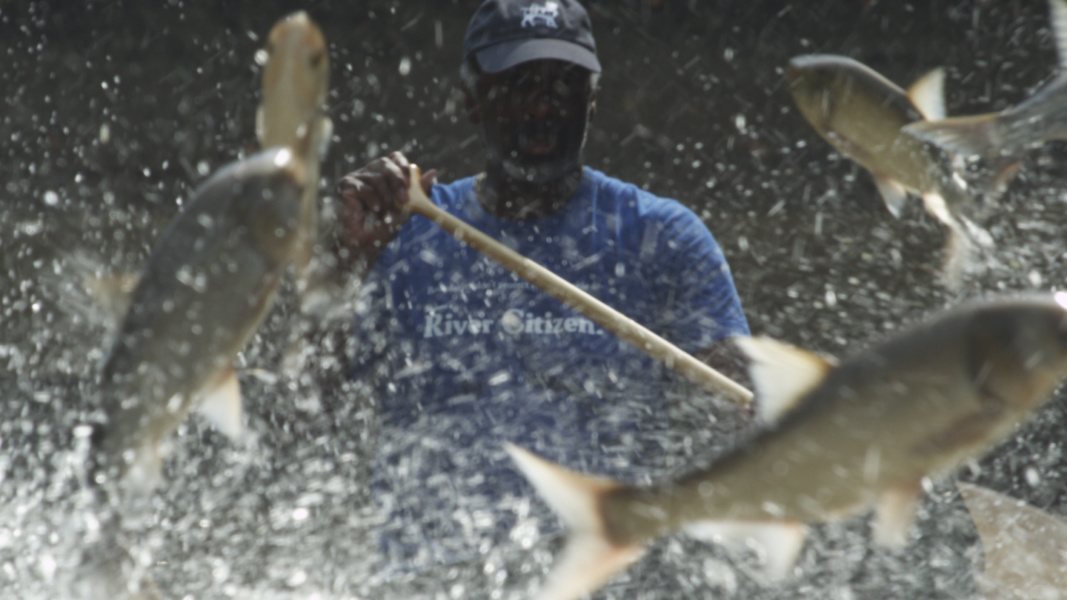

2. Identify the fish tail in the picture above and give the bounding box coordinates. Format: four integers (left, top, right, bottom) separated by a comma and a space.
905, 113, 1004, 158
505, 443, 646, 600
938, 217, 973, 290
978, 157, 1022, 205
88, 421, 164, 496
926, 201, 993, 289
75, 523, 163, 600
907, 116, 1023, 203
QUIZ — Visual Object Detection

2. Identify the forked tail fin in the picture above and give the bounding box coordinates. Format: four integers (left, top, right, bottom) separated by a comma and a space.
905, 115, 1023, 202
904, 113, 1003, 159
505, 443, 646, 600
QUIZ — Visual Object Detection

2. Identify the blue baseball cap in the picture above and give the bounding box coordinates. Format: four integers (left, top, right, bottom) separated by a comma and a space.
463, 0, 601, 74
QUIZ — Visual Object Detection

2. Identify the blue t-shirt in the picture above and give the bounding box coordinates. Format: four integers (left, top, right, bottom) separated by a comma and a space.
350, 167, 748, 573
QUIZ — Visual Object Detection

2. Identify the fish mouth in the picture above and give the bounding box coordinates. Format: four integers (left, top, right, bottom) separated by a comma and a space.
785, 58, 814, 88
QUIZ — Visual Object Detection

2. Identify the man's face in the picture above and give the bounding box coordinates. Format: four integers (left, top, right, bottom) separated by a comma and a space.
472, 60, 595, 184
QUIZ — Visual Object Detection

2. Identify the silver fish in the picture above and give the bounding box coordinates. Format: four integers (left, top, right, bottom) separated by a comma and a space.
91, 12, 330, 491
508, 294, 1067, 600
787, 53, 983, 287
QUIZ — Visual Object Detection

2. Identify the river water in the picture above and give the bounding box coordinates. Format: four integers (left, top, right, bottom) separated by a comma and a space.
3, 1, 1067, 598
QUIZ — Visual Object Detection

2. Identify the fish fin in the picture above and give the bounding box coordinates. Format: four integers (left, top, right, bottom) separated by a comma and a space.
196, 367, 244, 440
317, 117, 333, 161
960, 216, 994, 249
505, 444, 644, 600
1053, 0, 1067, 69
256, 105, 265, 146
921, 194, 988, 288
83, 272, 140, 318
734, 337, 837, 423
873, 176, 910, 218
292, 201, 318, 297
907, 67, 947, 122
956, 481, 1067, 599
920, 192, 956, 228
903, 115, 1002, 158
939, 218, 973, 290
531, 530, 645, 600
872, 481, 922, 547
123, 438, 165, 494
984, 159, 1022, 203
684, 521, 807, 580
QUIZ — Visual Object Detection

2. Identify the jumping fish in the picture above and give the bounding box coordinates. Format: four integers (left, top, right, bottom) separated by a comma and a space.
508, 294, 1067, 600
90, 12, 331, 491
787, 54, 984, 287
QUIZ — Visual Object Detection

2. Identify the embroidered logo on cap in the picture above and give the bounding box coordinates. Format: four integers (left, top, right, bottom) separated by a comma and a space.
521, 2, 560, 28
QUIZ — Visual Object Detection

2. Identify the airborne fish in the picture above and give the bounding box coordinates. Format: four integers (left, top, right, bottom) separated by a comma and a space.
786, 54, 983, 287
508, 294, 1067, 600
90, 12, 330, 491
905, 0, 1067, 185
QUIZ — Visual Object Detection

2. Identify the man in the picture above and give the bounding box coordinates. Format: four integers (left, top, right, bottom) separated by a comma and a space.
335, 0, 749, 590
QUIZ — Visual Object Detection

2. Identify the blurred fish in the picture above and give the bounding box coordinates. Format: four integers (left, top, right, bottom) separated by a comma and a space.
90, 12, 331, 491
507, 294, 1067, 600
905, 0, 1067, 191
256, 10, 332, 301
787, 54, 984, 287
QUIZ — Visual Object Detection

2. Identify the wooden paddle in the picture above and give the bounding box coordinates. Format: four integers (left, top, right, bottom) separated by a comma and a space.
402, 165, 753, 407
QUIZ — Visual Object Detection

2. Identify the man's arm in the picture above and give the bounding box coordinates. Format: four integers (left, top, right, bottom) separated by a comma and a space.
332, 150, 436, 279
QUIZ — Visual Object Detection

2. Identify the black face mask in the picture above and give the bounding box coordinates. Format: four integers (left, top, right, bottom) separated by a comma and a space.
474, 61, 594, 184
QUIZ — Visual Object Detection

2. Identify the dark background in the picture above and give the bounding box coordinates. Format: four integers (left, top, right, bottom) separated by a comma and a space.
3, 0, 1067, 598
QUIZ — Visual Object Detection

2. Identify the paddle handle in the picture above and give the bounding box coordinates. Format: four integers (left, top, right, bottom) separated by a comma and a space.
403, 166, 753, 407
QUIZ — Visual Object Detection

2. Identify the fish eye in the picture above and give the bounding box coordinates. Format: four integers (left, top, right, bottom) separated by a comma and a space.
310, 50, 325, 69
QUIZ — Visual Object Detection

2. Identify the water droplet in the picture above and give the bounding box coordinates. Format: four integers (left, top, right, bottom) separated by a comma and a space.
1025, 467, 1042, 487
286, 570, 307, 587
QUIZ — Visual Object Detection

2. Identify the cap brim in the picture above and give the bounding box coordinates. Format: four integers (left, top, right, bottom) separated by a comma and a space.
474, 38, 601, 74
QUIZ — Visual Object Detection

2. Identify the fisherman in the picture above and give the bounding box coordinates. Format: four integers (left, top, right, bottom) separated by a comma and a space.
333, 1, 975, 598
334, 0, 749, 593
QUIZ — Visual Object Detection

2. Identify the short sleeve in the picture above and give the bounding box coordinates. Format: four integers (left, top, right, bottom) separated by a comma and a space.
640, 200, 749, 353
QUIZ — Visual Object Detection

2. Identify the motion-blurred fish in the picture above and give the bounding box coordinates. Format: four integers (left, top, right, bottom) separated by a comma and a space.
507, 294, 1067, 600
905, 0, 1067, 189
90, 12, 330, 491
787, 54, 983, 286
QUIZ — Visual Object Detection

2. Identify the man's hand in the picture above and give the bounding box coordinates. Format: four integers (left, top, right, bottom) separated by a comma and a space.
335, 151, 437, 254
